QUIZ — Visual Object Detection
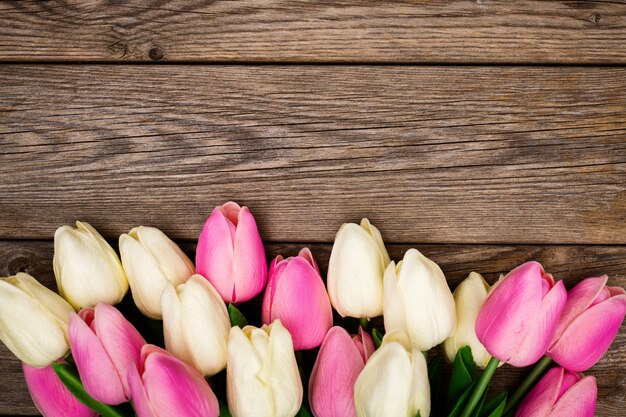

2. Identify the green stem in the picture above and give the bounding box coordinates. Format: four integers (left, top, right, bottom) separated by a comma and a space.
359, 318, 370, 330
52, 363, 133, 417
457, 357, 500, 417
502, 356, 552, 416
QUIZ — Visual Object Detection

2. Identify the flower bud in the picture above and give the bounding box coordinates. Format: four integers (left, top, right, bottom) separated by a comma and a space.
196, 202, 267, 304
120, 226, 194, 319
227, 320, 302, 417
161, 274, 230, 376
547, 275, 626, 372
443, 272, 492, 368
262, 248, 333, 350
54, 221, 128, 309
383, 249, 456, 351
0, 273, 74, 367
327, 219, 390, 318
354, 330, 430, 417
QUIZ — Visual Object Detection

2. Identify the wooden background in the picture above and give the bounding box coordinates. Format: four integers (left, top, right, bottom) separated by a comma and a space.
1, 1, 625, 415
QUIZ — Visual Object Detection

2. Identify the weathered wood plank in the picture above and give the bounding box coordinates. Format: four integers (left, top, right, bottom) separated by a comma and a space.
0, 1, 625, 63
1, 240, 625, 415
1, 65, 625, 243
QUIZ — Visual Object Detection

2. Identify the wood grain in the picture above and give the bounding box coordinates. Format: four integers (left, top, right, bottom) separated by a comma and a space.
1, 65, 625, 244
0, 1, 625, 63
1, 240, 625, 415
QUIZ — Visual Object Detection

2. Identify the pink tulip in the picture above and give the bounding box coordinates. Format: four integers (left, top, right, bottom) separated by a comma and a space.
23, 363, 97, 417
514, 367, 596, 417
69, 303, 145, 405
547, 275, 626, 372
128, 344, 219, 417
476, 261, 567, 367
309, 326, 375, 417
262, 248, 333, 350
196, 202, 267, 303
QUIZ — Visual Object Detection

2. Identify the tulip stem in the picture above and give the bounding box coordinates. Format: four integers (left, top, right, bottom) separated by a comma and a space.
457, 357, 500, 417
502, 356, 552, 416
359, 318, 370, 330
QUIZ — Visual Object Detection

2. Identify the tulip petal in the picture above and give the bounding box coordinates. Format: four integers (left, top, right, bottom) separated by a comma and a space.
410, 348, 431, 417
127, 364, 158, 417
23, 364, 97, 417
262, 257, 288, 325
298, 247, 320, 274
136, 226, 194, 285
551, 376, 597, 417
355, 327, 376, 361
383, 262, 410, 343
0, 279, 69, 367
196, 207, 236, 302
269, 257, 333, 350
161, 283, 193, 365
93, 304, 145, 398
143, 352, 219, 417
309, 327, 364, 417
68, 313, 127, 405
11, 273, 75, 326
548, 294, 626, 371
515, 367, 563, 417
231, 206, 267, 303
266, 321, 303, 417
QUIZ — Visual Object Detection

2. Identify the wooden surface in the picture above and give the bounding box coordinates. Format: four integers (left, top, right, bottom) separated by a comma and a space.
1, 1, 625, 416
0, 1, 625, 63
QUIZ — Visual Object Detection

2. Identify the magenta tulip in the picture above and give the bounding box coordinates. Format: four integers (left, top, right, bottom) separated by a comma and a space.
128, 344, 219, 417
196, 202, 267, 303
309, 326, 375, 417
23, 363, 97, 417
515, 367, 596, 417
69, 303, 145, 405
262, 248, 333, 350
476, 261, 567, 367
547, 275, 626, 372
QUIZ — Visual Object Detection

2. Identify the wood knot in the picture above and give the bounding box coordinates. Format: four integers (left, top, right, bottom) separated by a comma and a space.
591, 13, 602, 24
149, 47, 164, 61
5, 256, 31, 276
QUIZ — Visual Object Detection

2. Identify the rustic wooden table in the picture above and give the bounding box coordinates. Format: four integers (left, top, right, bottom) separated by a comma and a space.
1, 1, 625, 416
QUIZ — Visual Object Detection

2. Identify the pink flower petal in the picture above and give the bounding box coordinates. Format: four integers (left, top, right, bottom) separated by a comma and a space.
143, 351, 219, 417
196, 206, 236, 302
309, 327, 365, 417
231, 206, 267, 303
23, 363, 97, 417
262, 256, 288, 324
548, 294, 626, 371
298, 247, 320, 274
551, 376, 597, 417
68, 313, 127, 405
515, 367, 562, 417
353, 328, 375, 362
127, 364, 158, 417
93, 303, 145, 398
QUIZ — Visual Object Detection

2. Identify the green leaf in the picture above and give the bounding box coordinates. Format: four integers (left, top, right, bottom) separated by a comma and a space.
372, 328, 383, 349
469, 384, 489, 417
296, 406, 313, 417
415, 412, 422, 417
479, 392, 507, 417
446, 346, 478, 414
228, 303, 248, 327
219, 399, 233, 417
429, 356, 443, 416
52, 363, 133, 417
446, 381, 477, 417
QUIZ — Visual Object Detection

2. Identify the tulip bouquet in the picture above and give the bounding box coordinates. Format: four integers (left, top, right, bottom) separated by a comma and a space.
1, 202, 625, 417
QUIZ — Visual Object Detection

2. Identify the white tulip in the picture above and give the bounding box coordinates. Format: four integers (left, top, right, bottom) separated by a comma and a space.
327, 218, 390, 318
53, 221, 128, 309
161, 274, 230, 376
227, 320, 302, 417
0, 273, 74, 367
443, 272, 493, 368
384, 248, 456, 351
120, 226, 194, 319
354, 330, 430, 417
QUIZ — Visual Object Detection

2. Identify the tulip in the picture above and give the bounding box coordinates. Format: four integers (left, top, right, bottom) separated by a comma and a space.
327, 218, 390, 318
309, 326, 375, 417
69, 303, 145, 405
119, 226, 195, 319
23, 363, 97, 417
476, 261, 567, 367
547, 275, 626, 372
128, 344, 219, 417
443, 272, 493, 368
161, 274, 230, 376
514, 367, 596, 417
196, 202, 267, 304
0, 273, 74, 367
262, 248, 333, 350
383, 248, 456, 351
227, 320, 302, 417
354, 330, 430, 417
54, 221, 128, 309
